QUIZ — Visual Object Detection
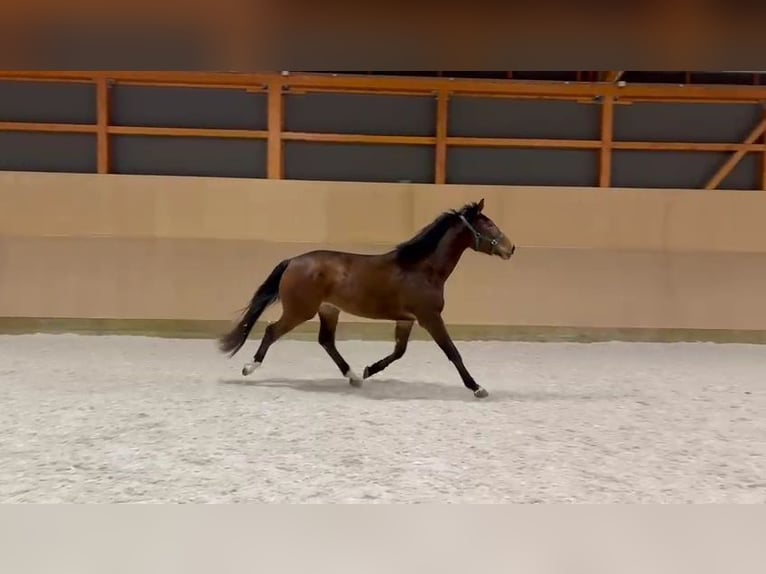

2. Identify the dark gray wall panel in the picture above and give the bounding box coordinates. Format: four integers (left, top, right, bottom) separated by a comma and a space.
0, 81, 95, 124
111, 136, 266, 178
111, 86, 267, 130
449, 97, 600, 139
612, 151, 758, 190
447, 147, 598, 186
614, 103, 761, 143
284, 93, 436, 136
0, 133, 96, 173
285, 142, 434, 183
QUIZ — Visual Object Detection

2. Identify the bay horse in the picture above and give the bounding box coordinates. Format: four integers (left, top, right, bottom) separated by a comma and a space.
218, 198, 515, 398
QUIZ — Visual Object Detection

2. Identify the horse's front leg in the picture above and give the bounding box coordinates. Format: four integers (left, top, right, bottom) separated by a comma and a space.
417, 313, 488, 399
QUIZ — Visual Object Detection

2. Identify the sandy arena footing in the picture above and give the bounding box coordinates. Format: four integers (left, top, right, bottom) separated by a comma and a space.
1, 334, 765, 503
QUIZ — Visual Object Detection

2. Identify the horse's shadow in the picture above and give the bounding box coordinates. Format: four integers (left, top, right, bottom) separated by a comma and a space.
219, 376, 627, 403
220, 376, 487, 402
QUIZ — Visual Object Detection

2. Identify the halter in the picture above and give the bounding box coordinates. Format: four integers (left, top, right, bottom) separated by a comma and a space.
458, 213, 504, 254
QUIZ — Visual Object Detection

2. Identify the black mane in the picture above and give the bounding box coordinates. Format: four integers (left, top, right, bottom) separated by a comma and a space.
393, 201, 482, 265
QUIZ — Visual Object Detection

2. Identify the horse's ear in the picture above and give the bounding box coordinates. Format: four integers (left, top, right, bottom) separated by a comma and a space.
477, 198, 485, 212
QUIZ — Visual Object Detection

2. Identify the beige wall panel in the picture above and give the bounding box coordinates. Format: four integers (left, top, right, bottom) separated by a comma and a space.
151, 178, 329, 242
661, 190, 766, 253
3, 236, 766, 330
2, 172, 766, 333
322, 181, 413, 244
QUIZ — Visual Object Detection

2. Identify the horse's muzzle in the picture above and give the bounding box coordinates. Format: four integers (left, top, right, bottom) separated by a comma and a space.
499, 244, 516, 260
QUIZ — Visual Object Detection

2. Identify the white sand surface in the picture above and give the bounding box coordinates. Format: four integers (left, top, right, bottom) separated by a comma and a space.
1, 334, 765, 503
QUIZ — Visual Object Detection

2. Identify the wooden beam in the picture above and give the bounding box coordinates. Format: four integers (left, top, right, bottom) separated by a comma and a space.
705, 117, 766, 190
614, 141, 764, 152
96, 78, 110, 174
0, 122, 96, 133
762, 108, 766, 191
5, 119, 766, 154
446, 137, 600, 149
267, 80, 284, 179
599, 96, 615, 187
124, 81, 267, 91
275, 75, 766, 103
108, 126, 268, 139
283, 133, 435, 145
434, 90, 449, 184
284, 86, 435, 98
0, 75, 94, 84
7, 71, 766, 104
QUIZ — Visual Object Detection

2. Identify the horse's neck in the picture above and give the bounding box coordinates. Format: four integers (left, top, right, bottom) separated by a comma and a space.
428, 225, 470, 282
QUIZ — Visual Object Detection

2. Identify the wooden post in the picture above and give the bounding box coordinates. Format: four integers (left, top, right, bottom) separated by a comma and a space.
599, 96, 614, 188
706, 116, 766, 190
267, 80, 284, 179
434, 90, 448, 184
96, 77, 110, 174
762, 106, 766, 190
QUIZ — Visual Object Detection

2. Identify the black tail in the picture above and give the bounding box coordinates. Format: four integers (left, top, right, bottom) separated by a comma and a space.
218, 259, 290, 357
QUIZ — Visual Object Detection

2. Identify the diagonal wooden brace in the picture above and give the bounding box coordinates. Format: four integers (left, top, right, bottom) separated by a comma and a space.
705, 115, 766, 190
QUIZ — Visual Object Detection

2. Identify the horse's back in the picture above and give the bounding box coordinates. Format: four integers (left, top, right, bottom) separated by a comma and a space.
282, 249, 413, 320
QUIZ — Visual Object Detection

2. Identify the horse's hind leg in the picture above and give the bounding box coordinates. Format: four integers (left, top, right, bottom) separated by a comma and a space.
317, 304, 361, 387
363, 320, 414, 379
241, 306, 315, 376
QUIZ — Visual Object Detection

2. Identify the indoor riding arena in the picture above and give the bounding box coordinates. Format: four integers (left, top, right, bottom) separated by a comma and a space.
2, 71, 766, 503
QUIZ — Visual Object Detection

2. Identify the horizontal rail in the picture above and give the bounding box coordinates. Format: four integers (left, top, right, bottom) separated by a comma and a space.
0, 121, 97, 133
2, 121, 765, 153
612, 141, 766, 152
108, 126, 268, 139
3, 120, 766, 154
282, 132, 436, 145
5, 71, 766, 103
447, 137, 600, 149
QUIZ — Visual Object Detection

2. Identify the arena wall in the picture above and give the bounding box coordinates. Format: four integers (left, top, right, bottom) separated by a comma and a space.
2, 171, 766, 341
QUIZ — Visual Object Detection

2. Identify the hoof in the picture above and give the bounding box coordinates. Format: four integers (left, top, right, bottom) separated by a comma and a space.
362, 366, 371, 379
242, 362, 261, 376
346, 369, 363, 388
473, 386, 489, 399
